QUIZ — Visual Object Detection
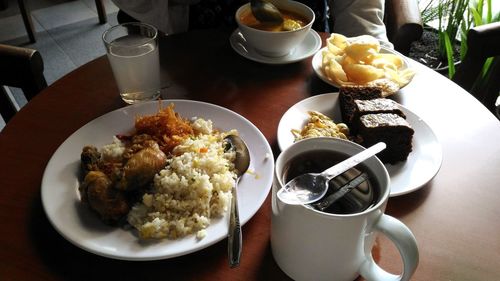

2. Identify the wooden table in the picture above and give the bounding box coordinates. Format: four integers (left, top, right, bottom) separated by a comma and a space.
1, 28, 499, 281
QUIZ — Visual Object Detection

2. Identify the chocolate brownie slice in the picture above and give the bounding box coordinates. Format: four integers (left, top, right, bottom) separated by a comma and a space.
356, 113, 414, 164
350, 98, 406, 133
354, 98, 405, 117
338, 86, 382, 127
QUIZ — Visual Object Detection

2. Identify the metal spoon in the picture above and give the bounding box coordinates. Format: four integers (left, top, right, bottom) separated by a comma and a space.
224, 134, 250, 268
277, 142, 386, 205
250, 0, 284, 25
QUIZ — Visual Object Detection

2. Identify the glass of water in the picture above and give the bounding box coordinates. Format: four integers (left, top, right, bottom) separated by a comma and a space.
102, 22, 161, 104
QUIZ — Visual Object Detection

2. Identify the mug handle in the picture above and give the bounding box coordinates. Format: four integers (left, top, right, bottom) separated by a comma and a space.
359, 214, 419, 281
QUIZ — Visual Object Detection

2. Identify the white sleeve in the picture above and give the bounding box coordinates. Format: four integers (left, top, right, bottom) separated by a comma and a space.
329, 0, 393, 48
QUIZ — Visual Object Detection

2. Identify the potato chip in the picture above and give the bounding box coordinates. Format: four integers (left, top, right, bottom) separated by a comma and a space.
368, 54, 403, 70
344, 44, 378, 63
326, 44, 344, 56
327, 33, 348, 50
324, 58, 348, 82
344, 63, 385, 84
341, 56, 357, 69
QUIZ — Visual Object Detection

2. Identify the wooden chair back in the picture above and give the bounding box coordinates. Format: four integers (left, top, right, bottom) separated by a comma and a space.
452, 22, 500, 116
0, 44, 47, 123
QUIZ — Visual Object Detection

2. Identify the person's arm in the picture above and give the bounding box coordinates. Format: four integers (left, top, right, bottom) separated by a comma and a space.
329, 0, 393, 48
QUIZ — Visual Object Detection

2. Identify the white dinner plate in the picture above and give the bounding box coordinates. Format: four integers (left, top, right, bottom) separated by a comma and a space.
277, 93, 442, 196
312, 46, 413, 90
229, 28, 321, 64
41, 100, 274, 261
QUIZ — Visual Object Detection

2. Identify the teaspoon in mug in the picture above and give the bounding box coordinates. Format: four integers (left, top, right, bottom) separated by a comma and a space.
277, 142, 386, 205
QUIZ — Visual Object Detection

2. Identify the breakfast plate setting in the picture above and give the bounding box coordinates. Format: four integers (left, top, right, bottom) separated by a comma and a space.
229, 28, 321, 65
41, 100, 274, 261
277, 93, 443, 197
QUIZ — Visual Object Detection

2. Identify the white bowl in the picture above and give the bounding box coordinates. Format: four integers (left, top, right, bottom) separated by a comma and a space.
235, 0, 315, 57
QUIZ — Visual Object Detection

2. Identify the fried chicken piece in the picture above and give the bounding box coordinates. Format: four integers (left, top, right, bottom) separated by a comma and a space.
79, 136, 167, 225
81, 171, 130, 224
117, 144, 167, 191
122, 134, 157, 159
80, 145, 100, 175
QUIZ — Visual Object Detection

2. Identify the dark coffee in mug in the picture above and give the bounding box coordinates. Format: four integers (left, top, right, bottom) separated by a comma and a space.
282, 149, 380, 214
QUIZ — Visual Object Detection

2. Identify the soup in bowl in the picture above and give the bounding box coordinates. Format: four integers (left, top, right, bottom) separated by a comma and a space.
235, 0, 314, 57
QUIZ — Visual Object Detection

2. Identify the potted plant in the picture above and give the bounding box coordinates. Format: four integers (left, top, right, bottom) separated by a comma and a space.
409, 0, 499, 78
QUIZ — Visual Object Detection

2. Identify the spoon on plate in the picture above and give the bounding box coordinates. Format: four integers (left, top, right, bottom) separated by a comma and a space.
250, 0, 284, 25
224, 134, 251, 268
277, 142, 386, 205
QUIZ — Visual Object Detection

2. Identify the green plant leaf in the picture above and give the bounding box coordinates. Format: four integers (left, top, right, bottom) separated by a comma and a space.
471, 7, 483, 26
438, 31, 446, 60
443, 32, 456, 78
477, 0, 484, 18
486, 0, 492, 23
420, 0, 440, 24
459, 21, 468, 60
482, 58, 493, 79
471, 57, 496, 95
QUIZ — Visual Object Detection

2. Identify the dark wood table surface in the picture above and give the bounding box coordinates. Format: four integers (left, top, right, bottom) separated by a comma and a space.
1, 28, 499, 281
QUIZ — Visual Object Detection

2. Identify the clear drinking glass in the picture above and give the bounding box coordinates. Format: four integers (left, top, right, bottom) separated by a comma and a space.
102, 22, 161, 104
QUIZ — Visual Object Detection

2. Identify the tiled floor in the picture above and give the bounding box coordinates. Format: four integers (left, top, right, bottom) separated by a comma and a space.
0, 0, 119, 130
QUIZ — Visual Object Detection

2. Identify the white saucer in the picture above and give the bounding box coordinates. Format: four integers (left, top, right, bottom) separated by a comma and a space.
229, 28, 321, 64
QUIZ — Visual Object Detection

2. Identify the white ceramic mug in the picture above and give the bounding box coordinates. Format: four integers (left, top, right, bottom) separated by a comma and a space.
271, 137, 419, 281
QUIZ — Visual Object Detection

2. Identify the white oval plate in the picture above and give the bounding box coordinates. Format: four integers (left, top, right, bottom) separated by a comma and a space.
277, 93, 442, 197
41, 100, 274, 260
312, 46, 413, 89
230, 28, 321, 64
